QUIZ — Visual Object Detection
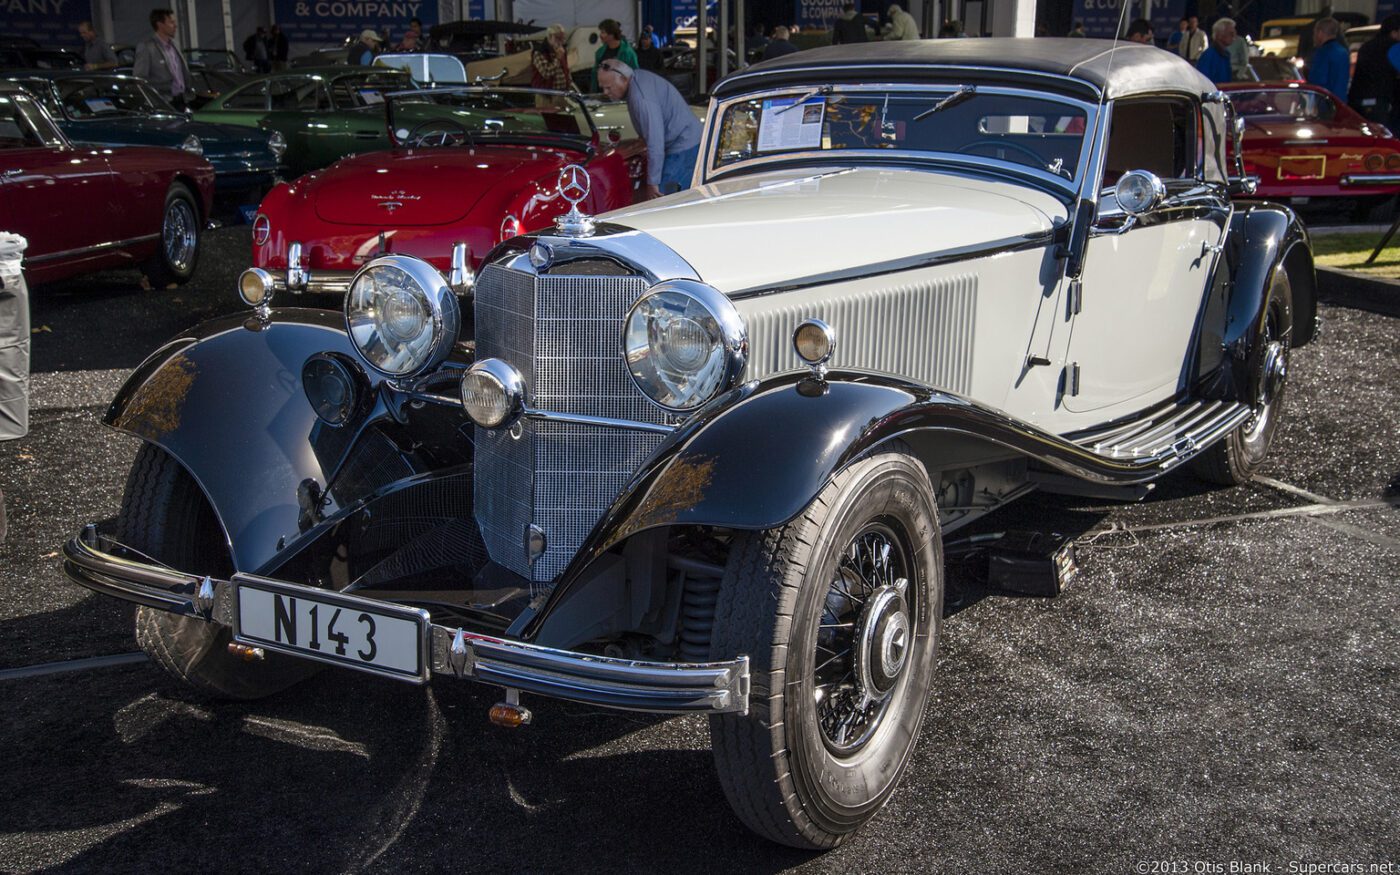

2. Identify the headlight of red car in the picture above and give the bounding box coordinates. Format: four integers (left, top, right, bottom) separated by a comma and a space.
252, 213, 271, 246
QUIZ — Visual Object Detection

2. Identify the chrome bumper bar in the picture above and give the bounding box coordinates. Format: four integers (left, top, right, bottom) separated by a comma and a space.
252, 241, 473, 298
62, 526, 748, 715
1340, 173, 1400, 187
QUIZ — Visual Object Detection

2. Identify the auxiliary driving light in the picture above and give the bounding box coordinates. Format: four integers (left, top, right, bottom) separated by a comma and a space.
238, 267, 276, 308
460, 358, 525, 428
793, 318, 836, 368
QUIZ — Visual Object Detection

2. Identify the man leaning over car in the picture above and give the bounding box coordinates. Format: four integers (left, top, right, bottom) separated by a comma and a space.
597, 60, 702, 200
133, 8, 194, 110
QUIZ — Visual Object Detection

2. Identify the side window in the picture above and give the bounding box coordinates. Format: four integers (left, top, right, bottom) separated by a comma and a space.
223, 81, 268, 111
269, 77, 326, 111
1102, 98, 1197, 187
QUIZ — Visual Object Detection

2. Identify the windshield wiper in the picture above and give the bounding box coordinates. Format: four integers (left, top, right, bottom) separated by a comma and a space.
775, 84, 833, 115
912, 85, 976, 122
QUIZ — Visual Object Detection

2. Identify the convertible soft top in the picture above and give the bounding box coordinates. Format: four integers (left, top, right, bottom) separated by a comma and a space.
714, 38, 1216, 102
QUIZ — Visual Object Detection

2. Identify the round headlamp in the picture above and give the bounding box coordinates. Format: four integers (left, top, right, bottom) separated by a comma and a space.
623, 280, 746, 412
344, 254, 460, 378
180, 133, 203, 156
1114, 169, 1165, 216
460, 358, 525, 428
267, 129, 287, 160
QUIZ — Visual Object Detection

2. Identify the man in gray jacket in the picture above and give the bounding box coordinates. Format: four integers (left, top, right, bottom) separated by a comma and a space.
133, 8, 193, 109
597, 60, 702, 199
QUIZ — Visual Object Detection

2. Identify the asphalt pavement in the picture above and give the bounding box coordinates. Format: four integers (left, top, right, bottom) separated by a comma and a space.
0, 228, 1397, 874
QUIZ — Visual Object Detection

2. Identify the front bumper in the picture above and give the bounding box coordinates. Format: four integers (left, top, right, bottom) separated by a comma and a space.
254, 240, 471, 297
62, 525, 749, 715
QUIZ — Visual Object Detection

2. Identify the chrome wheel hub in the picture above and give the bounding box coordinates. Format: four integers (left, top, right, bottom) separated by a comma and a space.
854, 586, 910, 702
163, 200, 197, 273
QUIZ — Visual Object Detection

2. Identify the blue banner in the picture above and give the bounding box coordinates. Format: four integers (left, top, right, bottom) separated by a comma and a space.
0, 0, 94, 48
271, 0, 448, 46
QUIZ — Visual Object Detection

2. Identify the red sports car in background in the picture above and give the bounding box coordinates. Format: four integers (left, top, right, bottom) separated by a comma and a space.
1223, 82, 1400, 208
0, 82, 215, 286
245, 87, 644, 299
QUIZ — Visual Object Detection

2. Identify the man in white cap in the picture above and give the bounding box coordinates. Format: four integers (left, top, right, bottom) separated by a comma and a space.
597, 59, 702, 199
348, 28, 382, 65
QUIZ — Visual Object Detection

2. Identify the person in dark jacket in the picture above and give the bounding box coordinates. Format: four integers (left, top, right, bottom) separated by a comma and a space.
636, 34, 664, 71
1307, 17, 1350, 100
832, 4, 869, 43
1196, 17, 1237, 84
1349, 15, 1400, 122
763, 26, 800, 60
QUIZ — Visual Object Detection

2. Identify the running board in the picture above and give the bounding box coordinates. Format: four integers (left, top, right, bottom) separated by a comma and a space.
1065, 400, 1252, 464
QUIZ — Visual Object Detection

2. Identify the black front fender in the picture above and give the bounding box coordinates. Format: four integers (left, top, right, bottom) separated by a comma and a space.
106, 309, 384, 573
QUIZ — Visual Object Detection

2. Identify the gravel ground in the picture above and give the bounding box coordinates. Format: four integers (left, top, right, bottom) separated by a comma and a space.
0, 228, 1396, 874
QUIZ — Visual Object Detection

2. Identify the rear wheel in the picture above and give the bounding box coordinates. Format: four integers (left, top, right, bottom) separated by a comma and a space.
708, 444, 942, 849
1192, 269, 1293, 485
121, 443, 317, 700
141, 183, 201, 288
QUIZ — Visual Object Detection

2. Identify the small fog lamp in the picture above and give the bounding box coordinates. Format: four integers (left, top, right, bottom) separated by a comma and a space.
238, 267, 275, 307
460, 358, 524, 428
793, 318, 836, 367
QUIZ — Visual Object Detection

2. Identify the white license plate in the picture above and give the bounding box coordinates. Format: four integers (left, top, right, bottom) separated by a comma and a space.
232, 574, 430, 683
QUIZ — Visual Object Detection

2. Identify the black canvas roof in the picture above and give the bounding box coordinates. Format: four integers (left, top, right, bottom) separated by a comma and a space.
714, 38, 1216, 101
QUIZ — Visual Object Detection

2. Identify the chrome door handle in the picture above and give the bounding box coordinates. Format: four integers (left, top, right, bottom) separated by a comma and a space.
1202, 239, 1224, 257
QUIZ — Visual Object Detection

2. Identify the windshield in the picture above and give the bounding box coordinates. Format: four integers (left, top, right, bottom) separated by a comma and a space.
52, 77, 175, 119
328, 72, 411, 109
0, 91, 65, 148
1262, 22, 1309, 38
1231, 88, 1337, 122
388, 88, 594, 147
713, 87, 1089, 183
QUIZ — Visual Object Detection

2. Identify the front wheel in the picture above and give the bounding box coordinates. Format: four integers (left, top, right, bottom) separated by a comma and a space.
708, 443, 943, 849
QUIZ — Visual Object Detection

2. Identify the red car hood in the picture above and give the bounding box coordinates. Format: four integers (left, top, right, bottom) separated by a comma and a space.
1242, 117, 1383, 142
309, 146, 577, 226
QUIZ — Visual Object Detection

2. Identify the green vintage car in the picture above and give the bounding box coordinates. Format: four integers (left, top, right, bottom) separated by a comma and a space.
192, 67, 413, 178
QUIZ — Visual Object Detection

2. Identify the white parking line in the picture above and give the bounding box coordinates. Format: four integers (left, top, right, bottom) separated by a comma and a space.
0, 652, 147, 681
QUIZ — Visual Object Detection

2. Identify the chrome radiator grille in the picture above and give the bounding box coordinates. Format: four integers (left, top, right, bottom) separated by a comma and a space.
473, 264, 665, 588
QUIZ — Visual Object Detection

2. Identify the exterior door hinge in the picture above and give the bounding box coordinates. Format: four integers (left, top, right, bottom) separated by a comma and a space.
1068, 362, 1081, 396
1067, 278, 1082, 316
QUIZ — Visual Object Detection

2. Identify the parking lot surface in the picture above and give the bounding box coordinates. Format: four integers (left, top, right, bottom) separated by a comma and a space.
1, 228, 1397, 873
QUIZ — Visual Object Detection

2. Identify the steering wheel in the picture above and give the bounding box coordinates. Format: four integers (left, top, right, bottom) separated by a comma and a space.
956, 139, 1052, 169
405, 118, 472, 148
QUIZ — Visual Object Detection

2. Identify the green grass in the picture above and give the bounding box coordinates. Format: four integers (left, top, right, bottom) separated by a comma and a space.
1309, 231, 1400, 279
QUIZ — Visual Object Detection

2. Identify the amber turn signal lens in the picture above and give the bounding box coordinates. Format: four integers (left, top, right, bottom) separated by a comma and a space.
226, 642, 266, 662
488, 702, 533, 728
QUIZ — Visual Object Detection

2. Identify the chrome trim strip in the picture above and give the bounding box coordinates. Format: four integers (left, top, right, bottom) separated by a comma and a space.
398, 392, 677, 435
25, 233, 160, 265
494, 224, 702, 285
1340, 173, 1400, 186
61, 528, 749, 715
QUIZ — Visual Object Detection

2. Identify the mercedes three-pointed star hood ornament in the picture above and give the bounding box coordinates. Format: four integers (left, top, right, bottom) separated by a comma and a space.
553, 164, 595, 237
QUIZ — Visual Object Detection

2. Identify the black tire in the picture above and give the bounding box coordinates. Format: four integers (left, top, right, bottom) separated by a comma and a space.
708, 443, 943, 849
142, 183, 201, 288
1192, 269, 1293, 485
120, 443, 318, 700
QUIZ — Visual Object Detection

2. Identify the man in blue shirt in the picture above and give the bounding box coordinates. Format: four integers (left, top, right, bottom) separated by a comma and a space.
598, 60, 703, 199
1196, 18, 1236, 84
1307, 17, 1350, 100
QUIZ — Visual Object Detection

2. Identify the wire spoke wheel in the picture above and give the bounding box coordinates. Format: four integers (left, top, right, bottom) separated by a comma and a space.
163, 198, 197, 273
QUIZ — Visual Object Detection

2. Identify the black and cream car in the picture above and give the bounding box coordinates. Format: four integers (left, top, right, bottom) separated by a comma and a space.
64, 40, 1315, 849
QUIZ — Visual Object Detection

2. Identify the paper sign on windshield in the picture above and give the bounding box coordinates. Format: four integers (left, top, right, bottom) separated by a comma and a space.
758, 97, 824, 152
357, 89, 385, 105
84, 98, 117, 113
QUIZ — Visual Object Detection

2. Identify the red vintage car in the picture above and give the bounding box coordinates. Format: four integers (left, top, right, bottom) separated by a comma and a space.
0, 82, 215, 287
244, 87, 644, 299
1223, 81, 1400, 208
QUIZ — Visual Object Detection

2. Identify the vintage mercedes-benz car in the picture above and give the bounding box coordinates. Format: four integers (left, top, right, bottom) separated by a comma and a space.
0, 82, 215, 286
62, 40, 1316, 849
4, 71, 283, 198
1223, 81, 1400, 212
244, 86, 647, 297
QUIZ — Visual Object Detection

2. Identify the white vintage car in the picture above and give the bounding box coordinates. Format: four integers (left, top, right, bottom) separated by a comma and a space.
64, 39, 1315, 849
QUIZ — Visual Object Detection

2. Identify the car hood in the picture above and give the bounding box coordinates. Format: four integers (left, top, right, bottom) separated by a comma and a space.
307, 146, 576, 226
601, 167, 1067, 294
62, 115, 273, 156
1242, 118, 1382, 141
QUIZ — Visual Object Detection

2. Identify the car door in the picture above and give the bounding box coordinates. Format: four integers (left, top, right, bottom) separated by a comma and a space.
0, 90, 122, 264
1063, 97, 1229, 414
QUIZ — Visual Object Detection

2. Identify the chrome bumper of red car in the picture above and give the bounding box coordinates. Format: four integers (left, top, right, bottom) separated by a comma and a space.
250, 241, 472, 298
1340, 173, 1400, 187
61, 525, 749, 715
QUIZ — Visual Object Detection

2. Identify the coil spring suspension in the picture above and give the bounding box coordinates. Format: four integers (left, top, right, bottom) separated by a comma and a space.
678, 569, 721, 662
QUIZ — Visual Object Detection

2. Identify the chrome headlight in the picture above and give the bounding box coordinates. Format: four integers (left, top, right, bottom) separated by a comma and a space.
180, 133, 203, 156
267, 129, 287, 160
345, 254, 459, 378
623, 280, 746, 411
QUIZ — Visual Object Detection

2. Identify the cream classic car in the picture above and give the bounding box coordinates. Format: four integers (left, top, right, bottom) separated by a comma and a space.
63, 39, 1315, 849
